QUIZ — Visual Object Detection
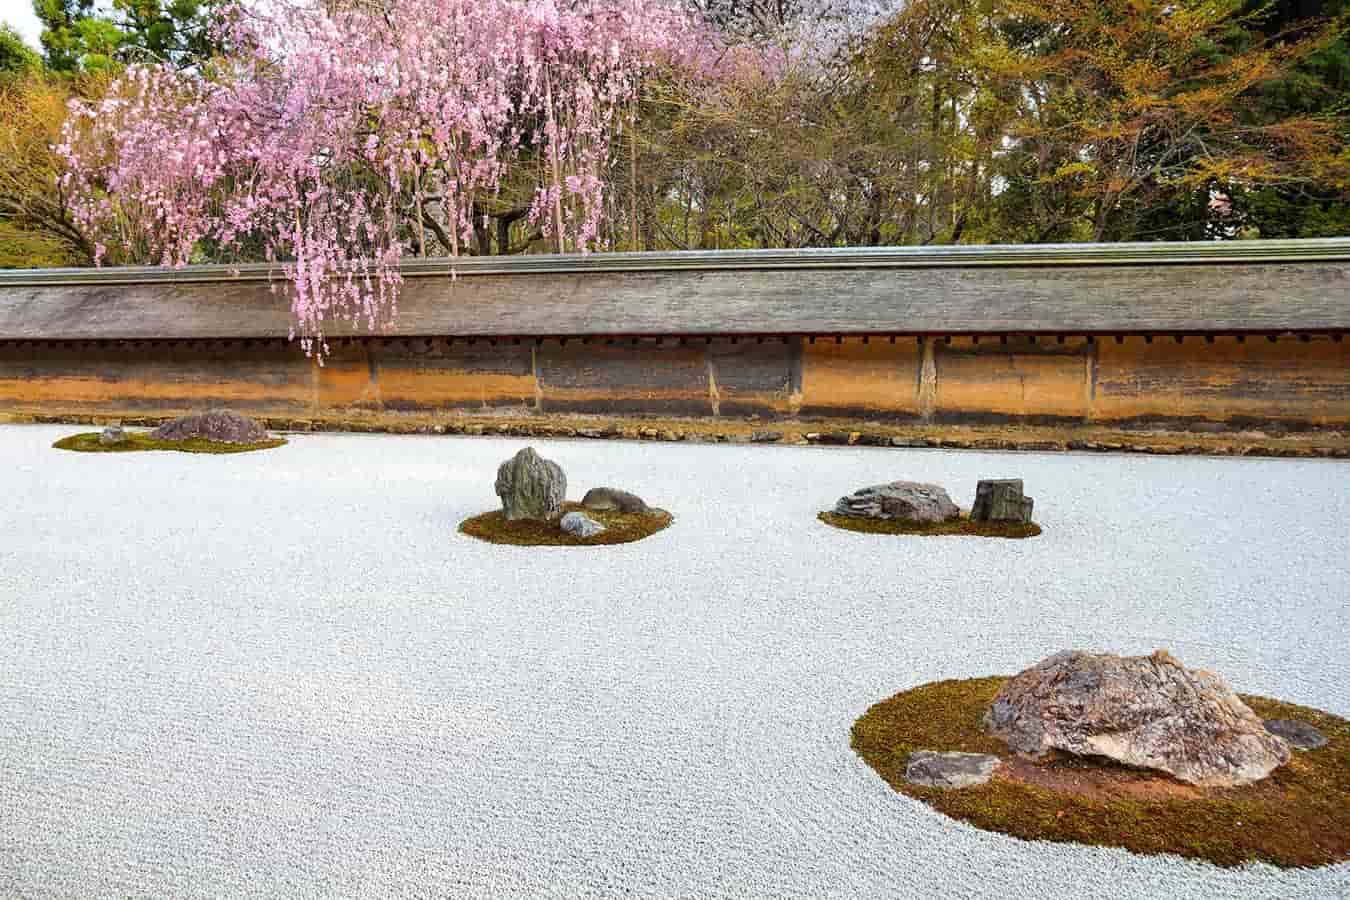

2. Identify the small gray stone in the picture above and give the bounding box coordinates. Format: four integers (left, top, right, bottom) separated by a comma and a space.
904, 751, 1001, 789
560, 511, 605, 538
99, 425, 127, 445
1264, 719, 1328, 750
970, 479, 1034, 524
750, 431, 782, 443
834, 481, 960, 523
581, 487, 649, 514
495, 448, 566, 521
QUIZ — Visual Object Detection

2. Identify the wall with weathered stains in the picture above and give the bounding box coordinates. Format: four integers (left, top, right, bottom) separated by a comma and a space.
1, 334, 1346, 430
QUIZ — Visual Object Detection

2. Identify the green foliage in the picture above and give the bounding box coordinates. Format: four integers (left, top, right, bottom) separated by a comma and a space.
35, 0, 220, 72
0, 23, 41, 74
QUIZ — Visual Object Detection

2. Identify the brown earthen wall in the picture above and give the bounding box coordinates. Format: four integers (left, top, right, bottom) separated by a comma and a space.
1, 334, 1346, 430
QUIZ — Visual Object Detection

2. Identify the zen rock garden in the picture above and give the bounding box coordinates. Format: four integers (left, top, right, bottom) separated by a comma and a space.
53, 409, 285, 454
459, 447, 672, 546
853, 648, 1348, 868
820, 477, 1041, 538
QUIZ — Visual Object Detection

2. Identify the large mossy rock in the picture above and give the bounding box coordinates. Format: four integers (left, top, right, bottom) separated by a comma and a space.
581, 487, 649, 514
985, 650, 1291, 787
494, 447, 566, 521
834, 481, 959, 523
152, 409, 269, 444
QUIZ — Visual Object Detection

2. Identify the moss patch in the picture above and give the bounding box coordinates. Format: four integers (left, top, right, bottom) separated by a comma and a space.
852, 677, 1350, 868
53, 431, 286, 455
819, 511, 1041, 539
459, 502, 673, 546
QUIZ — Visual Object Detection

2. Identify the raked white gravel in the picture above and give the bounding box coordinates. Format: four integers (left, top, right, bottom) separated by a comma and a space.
1, 424, 1347, 899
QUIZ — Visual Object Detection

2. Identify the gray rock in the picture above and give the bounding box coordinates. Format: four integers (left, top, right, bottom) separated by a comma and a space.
1264, 718, 1328, 750
495, 448, 566, 521
581, 487, 649, 514
985, 650, 1291, 787
560, 511, 605, 538
750, 431, 782, 443
152, 409, 268, 444
99, 425, 127, 446
971, 479, 1035, 524
904, 751, 1001, 789
834, 481, 959, 523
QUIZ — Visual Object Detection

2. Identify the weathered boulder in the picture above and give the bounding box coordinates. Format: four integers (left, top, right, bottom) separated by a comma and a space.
904, 751, 1001, 789
971, 479, 1035, 524
985, 650, 1291, 787
152, 409, 268, 444
495, 448, 566, 521
99, 425, 127, 446
1264, 719, 1328, 751
560, 511, 605, 538
834, 481, 959, 523
581, 487, 649, 514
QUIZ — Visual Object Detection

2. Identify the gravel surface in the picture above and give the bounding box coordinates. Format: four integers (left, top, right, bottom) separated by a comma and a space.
2, 425, 1347, 899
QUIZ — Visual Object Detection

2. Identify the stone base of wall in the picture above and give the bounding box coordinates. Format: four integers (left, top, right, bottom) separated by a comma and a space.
7, 407, 1347, 460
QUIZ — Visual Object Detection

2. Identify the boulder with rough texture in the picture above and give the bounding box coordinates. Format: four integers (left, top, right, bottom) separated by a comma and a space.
985, 650, 1291, 787
971, 479, 1035, 524
1264, 719, 1328, 750
581, 487, 649, 514
99, 425, 127, 446
495, 448, 566, 521
560, 511, 605, 538
904, 751, 1001, 789
834, 481, 959, 523
152, 409, 268, 444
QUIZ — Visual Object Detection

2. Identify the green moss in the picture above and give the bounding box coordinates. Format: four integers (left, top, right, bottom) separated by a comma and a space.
851, 677, 1350, 868
819, 511, 1042, 539
53, 431, 287, 455
459, 502, 673, 546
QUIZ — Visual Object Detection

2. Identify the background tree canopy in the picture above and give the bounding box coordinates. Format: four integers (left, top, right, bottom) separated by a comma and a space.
0, 0, 1345, 272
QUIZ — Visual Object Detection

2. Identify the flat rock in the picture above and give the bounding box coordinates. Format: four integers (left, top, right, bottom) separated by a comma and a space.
985, 649, 1291, 787
581, 487, 649, 514
560, 511, 605, 538
834, 481, 959, 523
99, 425, 127, 445
971, 479, 1034, 524
152, 409, 268, 444
1264, 718, 1328, 750
904, 751, 1001, 789
495, 448, 566, 521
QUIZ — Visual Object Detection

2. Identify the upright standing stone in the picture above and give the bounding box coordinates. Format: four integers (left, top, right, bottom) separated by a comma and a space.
970, 479, 1034, 524
495, 447, 566, 521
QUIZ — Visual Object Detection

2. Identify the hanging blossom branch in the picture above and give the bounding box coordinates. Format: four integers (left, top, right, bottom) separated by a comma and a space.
58, 0, 717, 358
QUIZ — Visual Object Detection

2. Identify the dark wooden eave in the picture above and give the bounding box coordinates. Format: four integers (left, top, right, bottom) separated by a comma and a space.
1, 239, 1348, 341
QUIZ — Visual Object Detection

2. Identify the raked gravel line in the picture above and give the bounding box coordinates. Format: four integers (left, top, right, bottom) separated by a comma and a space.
0, 425, 1347, 899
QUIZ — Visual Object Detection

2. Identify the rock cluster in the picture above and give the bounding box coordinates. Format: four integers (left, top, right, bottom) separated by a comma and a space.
985, 649, 1291, 787
834, 481, 959, 523
495, 447, 566, 521
581, 487, 649, 514
970, 479, 1034, 524
152, 409, 269, 444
